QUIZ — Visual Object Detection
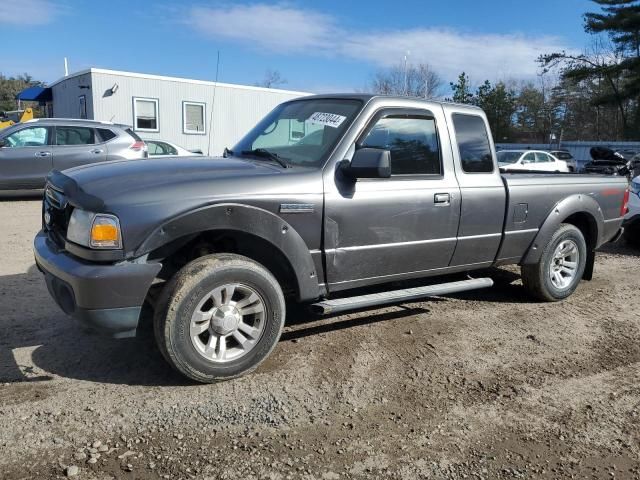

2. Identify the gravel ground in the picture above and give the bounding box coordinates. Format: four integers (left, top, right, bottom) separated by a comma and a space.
1, 199, 640, 480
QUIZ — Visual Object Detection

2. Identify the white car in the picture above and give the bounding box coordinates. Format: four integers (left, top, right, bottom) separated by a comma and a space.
497, 150, 570, 173
144, 139, 202, 157
623, 175, 640, 247
549, 150, 578, 172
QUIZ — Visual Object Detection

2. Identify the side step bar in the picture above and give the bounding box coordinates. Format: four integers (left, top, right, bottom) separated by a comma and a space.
311, 277, 494, 315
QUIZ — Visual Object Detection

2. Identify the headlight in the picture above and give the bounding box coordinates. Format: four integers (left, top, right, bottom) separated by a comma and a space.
67, 209, 122, 249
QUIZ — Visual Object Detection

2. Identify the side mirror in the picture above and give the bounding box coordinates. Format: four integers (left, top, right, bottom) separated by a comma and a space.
342, 148, 391, 179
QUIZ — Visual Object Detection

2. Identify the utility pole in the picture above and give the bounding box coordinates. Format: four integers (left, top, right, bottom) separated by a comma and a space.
403, 51, 410, 96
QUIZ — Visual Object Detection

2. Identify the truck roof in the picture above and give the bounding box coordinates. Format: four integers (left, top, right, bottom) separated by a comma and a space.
298, 93, 483, 112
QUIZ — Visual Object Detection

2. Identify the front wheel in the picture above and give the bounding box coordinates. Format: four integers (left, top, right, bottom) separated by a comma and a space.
521, 223, 587, 301
154, 254, 286, 383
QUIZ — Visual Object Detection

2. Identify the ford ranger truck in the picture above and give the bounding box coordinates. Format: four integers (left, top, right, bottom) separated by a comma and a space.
34, 95, 628, 383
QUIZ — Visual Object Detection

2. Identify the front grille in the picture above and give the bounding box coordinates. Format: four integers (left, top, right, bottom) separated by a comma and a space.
45, 185, 67, 210
43, 183, 71, 248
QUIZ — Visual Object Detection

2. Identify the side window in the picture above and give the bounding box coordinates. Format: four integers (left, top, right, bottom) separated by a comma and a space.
522, 152, 535, 163
4, 127, 48, 147
535, 152, 552, 163
147, 142, 160, 155
56, 126, 96, 146
361, 115, 441, 175
163, 142, 178, 155
452, 114, 494, 173
97, 128, 116, 142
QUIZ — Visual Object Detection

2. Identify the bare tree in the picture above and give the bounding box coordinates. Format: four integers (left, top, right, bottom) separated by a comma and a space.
370, 63, 443, 99
540, 37, 633, 138
257, 69, 288, 89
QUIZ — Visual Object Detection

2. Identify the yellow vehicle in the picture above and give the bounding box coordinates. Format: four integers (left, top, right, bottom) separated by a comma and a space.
0, 108, 34, 129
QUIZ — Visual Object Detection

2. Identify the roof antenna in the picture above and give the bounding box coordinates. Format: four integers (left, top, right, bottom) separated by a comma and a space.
207, 50, 220, 156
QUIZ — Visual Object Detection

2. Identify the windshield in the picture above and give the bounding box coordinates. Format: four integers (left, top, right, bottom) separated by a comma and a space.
232, 98, 363, 167
497, 151, 523, 164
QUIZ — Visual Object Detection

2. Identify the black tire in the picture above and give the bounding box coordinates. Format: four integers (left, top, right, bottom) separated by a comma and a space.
154, 253, 285, 383
521, 223, 587, 302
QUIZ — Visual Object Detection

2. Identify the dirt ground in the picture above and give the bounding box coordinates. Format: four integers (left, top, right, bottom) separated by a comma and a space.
1, 199, 640, 480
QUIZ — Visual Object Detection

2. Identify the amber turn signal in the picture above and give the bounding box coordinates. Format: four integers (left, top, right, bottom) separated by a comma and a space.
90, 215, 121, 248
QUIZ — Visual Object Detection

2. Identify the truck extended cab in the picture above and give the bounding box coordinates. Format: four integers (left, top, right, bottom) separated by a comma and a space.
34, 95, 629, 383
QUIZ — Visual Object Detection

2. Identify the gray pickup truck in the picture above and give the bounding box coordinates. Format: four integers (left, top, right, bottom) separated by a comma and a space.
34, 95, 628, 383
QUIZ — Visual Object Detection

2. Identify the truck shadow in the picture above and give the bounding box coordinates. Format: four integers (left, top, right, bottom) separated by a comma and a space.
0, 265, 188, 386
281, 304, 430, 342
597, 241, 640, 257
0, 264, 562, 386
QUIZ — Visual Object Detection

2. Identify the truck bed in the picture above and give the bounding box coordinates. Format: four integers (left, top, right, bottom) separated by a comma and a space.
496, 172, 628, 264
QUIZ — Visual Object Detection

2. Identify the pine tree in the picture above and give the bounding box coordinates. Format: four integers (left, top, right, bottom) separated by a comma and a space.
448, 72, 474, 104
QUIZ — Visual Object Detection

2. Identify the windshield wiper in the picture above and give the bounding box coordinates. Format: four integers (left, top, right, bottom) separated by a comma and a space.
241, 148, 290, 168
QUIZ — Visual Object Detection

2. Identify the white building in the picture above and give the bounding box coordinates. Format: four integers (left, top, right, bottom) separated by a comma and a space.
45, 68, 308, 155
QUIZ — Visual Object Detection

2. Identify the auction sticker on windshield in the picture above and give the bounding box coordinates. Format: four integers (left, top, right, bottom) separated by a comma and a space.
308, 112, 347, 128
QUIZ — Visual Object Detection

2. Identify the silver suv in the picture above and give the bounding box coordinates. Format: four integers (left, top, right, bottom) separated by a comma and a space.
0, 118, 147, 192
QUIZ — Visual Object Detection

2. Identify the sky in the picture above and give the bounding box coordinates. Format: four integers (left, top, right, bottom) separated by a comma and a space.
0, 0, 598, 94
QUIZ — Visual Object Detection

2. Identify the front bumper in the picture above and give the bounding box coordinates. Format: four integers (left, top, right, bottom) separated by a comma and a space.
34, 231, 162, 338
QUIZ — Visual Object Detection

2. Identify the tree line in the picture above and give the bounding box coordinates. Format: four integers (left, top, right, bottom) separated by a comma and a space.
0, 73, 44, 114
369, 0, 640, 142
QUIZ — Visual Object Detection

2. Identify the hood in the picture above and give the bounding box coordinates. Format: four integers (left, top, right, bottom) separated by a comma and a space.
48, 155, 324, 255
55, 156, 281, 208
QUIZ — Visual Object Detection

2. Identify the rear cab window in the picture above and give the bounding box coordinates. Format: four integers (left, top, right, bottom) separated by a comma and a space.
451, 114, 494, 173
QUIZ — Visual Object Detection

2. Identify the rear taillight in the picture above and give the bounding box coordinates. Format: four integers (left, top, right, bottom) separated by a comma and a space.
621, 188, 630, 216
130, 141, 146, 152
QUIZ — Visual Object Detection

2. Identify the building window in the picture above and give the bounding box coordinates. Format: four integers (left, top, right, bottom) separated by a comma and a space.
183, 101, 206, 134
78, 95, 87, 119
133, 97, 159, 132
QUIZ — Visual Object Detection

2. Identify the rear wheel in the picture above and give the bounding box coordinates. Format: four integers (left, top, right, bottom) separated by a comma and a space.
521, 223, 587, 301
154, 254, 285, 383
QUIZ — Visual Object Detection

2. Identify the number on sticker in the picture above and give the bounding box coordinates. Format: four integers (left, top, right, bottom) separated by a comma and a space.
308, 112, 347, 128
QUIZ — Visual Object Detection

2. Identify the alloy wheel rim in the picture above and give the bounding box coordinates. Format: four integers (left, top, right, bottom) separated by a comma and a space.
549, 239, 579, 290
189, 283, 266, 363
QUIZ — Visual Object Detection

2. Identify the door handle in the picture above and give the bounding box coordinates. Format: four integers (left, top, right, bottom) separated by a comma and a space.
434, 193, 450, 205
90, 149, 103, 154
35, 151, 51, 157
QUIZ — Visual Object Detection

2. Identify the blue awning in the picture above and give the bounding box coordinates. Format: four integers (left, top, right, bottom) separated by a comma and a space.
17, 86, 52, 102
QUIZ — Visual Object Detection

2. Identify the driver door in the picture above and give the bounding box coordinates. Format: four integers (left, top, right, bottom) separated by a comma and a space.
323, 108, 461, 290
0, 125, 52, 190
